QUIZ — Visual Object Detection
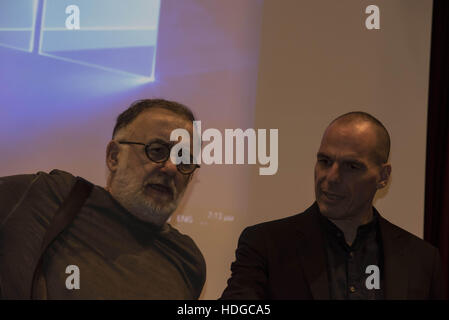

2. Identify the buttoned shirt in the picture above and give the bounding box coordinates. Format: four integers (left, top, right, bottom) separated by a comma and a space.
319, 210, 384, 300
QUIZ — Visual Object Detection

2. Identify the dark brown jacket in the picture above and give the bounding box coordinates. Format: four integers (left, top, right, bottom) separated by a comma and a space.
221, 202, 446, 300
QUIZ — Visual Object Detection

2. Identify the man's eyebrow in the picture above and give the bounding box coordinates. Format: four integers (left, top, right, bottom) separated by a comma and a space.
316, 152, 330, 158
146, 138, 171, 145
341, 158, 366, 167
316, 153, 366, 166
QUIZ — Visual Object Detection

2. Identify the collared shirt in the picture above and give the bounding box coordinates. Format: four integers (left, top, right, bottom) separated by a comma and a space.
319, 210, 384, 300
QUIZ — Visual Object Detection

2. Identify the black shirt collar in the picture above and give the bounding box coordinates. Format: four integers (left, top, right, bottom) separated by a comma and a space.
318, 208, 380, 249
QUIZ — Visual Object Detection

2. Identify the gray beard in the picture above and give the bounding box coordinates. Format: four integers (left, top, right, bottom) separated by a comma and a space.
110, 170, 181, 227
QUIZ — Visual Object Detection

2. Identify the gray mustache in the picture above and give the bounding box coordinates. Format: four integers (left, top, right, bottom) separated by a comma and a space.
146, 176, 177, 197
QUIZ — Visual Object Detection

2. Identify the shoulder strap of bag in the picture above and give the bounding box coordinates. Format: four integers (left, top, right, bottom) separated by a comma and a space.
30, 177, 94, 299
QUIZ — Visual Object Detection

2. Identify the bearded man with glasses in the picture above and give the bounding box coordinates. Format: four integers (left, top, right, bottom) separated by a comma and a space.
0, 99, 205, 299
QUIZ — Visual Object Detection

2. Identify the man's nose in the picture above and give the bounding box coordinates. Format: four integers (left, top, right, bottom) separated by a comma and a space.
159, 158, 178, 176
326, 162, 341, 184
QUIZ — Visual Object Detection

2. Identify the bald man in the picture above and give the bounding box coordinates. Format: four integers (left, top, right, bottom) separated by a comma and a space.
221, 111, 446, 300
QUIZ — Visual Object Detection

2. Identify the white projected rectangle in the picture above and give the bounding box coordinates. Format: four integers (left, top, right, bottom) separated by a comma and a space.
0, 0, 160, 80
0, 0, 38, 52
39, 0, 161, 80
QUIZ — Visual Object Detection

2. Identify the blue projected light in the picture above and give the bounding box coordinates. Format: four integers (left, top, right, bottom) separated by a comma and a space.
39, 0, 161, 81
0, 0, 38, 52
0, 0, 160, 81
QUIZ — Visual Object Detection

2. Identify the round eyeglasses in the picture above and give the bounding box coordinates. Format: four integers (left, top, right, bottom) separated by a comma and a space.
118, 140, 200, 175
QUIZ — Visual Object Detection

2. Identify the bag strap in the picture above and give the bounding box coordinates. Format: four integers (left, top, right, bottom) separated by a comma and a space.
30, 177, 94, 299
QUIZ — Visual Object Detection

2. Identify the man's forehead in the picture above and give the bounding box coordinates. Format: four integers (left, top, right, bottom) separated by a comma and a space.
126, 108, 193, 140
319, 122, 378, 158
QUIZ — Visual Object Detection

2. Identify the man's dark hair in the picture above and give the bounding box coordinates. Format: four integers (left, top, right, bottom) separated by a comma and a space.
330, 111, 391, 164
112, 99, 195, 138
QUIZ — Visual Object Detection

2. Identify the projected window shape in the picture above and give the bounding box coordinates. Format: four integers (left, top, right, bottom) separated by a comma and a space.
0, 0, 38, 52
39, 0, 161, 80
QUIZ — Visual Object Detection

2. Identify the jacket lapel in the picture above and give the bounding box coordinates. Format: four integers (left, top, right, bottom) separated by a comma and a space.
292, 204, 410, 300
295, 203, 330, 299
378, 215, 409, 299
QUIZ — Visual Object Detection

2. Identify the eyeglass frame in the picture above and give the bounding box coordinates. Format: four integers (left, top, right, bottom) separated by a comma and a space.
117, 139, 200, 175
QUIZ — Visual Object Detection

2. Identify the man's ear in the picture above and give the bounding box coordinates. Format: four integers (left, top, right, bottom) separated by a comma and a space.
106, 140, 120, 173
377, 163, 392, 189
